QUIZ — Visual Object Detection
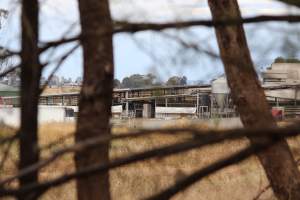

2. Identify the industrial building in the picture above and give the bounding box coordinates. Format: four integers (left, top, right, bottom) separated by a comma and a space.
1, 62, 300, 120
0, 83, 18, 97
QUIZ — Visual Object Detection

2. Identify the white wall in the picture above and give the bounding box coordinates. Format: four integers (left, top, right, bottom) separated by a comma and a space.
0, 106, 73, 127
0, 107, 20, 127
38, 106, 68, 123
0, 105, 123, 127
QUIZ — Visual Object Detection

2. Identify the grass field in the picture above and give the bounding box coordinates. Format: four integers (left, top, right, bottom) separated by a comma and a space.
1, 120, 300, 200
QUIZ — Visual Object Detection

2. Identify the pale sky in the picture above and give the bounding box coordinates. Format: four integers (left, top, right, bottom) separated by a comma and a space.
0, 0, 299, 82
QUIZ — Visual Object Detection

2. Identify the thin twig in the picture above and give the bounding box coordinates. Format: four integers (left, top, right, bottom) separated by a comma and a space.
39, 44, 80, 95
38, 14, 300, 52
146, 141, 276, 200
0, 137, 14, 171
252, 158, 300, 200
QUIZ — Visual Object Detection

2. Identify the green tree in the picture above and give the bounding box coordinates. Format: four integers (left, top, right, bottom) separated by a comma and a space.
166, 75, 187, 86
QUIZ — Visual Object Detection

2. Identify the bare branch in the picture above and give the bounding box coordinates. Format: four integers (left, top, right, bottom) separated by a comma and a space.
0, 132, 19, 146
39, 37, 80, 53
0, 137, 14, 171
276, 0, 300, 8
253, 185, 271, 200
39, 43, 80, 95
38, 14, 300, 52
0, 65, 20, 79
114, 15, 300, 33
0, 128, 195, 186
146, 141, 276, 200
159, 32, 220, 59
252, 159, 300, 200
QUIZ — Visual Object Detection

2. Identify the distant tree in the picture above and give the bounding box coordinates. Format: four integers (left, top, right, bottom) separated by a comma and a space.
121, 73, 158, 88
75, 76, 83, 85
49, 75, 60, 86
166, 75, 187, 86
114, 79, 121, 88
145, 73, 156, 84
180, 76, 187, 85
121, 77, 131, 88
274, 57, 300, 63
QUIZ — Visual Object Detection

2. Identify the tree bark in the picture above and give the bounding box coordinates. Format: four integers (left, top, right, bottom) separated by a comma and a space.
75, 0, 113, 200
19, 0, 41, 199
208, 0, 300, 199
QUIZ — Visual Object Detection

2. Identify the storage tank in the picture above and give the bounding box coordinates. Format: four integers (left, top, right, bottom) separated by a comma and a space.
212, 76, 230, 110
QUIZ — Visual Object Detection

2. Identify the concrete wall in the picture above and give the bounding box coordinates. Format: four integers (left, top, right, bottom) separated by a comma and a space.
0, 106, 74, 127
39, 106, 68, 123
0, 105, 124, 126
0, 106, 20, 127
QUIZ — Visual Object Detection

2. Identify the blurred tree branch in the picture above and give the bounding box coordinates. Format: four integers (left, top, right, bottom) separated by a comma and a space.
277, 0, 300, 8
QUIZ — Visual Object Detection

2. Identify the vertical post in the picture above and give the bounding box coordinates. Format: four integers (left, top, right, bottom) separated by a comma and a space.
125, 91, 129, 117
154, 99, 156, 118
196, 93, 199, 118
165, 97, 168, 107
62, 95, 65, 106
294, 88, 298, 106
210, 94, 214, 118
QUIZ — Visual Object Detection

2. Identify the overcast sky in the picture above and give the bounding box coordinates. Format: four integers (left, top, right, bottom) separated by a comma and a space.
0, 0, 299, 82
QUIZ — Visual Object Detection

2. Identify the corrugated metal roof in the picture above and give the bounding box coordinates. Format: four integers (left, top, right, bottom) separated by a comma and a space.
0, 83, 18, 92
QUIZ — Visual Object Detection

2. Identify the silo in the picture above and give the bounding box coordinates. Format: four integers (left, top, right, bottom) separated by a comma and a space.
211, 76, 230, 111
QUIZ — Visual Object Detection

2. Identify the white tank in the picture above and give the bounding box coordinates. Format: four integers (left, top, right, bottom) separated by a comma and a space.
212, 76, 230, 94
212, 76, 230, 110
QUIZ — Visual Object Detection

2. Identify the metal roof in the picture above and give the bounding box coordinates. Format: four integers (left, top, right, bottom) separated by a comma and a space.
0, 83, 18, 92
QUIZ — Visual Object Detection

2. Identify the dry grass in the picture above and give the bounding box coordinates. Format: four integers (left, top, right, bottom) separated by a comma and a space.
1, 120, 300, 200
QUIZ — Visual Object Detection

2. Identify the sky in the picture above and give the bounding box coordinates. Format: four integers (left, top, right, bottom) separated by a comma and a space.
0, 0, 299, 82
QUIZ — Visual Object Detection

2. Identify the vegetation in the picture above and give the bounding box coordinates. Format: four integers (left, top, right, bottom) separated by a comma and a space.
114, 74, 188, 88
274, 57, 300, 63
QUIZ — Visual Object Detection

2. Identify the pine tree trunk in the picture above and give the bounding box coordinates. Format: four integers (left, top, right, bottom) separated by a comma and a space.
75, 0, 113, 199
208, 1, 300, 199
19, 0, 41, 199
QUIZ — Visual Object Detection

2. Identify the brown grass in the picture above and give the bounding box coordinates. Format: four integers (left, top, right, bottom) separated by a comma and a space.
1, 120, 300, 200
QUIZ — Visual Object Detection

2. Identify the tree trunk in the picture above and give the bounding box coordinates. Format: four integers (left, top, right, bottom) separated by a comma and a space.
75, 0, 113, 200
19, 0, 41, 199
208, 0, 300, 199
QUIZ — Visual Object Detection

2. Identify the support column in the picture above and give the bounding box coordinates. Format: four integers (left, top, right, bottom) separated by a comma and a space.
196, 93, 199, 118
125, 91, 129, 117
